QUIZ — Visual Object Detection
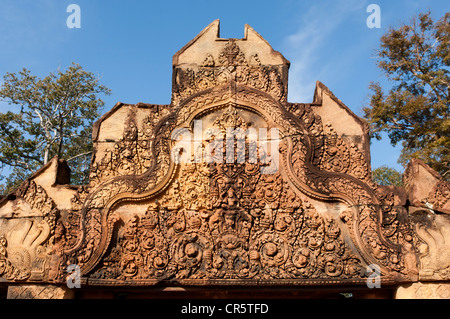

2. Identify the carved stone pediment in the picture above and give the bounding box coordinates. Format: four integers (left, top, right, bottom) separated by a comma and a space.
1, 20, 449, 298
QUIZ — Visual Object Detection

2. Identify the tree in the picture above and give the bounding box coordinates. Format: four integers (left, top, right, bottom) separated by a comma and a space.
372, 165, 403, 187
363, 11, 449, 179
0, 63, 111, 193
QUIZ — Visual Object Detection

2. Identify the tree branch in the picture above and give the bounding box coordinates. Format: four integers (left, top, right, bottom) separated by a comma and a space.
66, 151, 92, 162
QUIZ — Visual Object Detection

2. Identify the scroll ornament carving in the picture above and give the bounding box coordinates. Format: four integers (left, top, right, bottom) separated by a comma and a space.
172, 39, 286, 106
90, 169, 366, 282
89, 112, 161, 187
320, 122, 370, 183
410, 210, 450, 281
286, 104, 414, 278
0, 25, 436, 292
426, 180, 450, 214
50, 77, 419, 286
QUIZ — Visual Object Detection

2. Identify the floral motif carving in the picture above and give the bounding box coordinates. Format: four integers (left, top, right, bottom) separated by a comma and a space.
287, 104, 415, 279
59, 75, 420, 286
172, 39, 286, 106
1, 27, 428, 290
320, 122, 370, 182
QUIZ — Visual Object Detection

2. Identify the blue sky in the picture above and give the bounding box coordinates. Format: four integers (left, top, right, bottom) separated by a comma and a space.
0, 0, 449, 172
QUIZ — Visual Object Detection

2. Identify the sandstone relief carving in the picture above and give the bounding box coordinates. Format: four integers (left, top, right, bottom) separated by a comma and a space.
0, 180, 58, 282
0, 20, 448, 298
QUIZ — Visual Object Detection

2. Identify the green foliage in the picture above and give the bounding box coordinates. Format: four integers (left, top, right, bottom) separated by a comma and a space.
372, 165, 403, 187
363, 12, 449, 179
0, 63, 111, 194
